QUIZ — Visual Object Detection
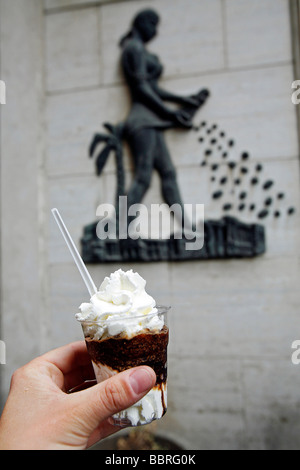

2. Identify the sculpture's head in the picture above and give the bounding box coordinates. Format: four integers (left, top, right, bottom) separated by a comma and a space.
132, 9, 160, 43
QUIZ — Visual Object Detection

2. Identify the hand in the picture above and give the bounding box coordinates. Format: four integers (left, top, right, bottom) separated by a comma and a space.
178, 89, 210, 109
179, 96, 200, 107
171, 109, 193, 129
190, 89, 210, 106
0, 341, 156, 450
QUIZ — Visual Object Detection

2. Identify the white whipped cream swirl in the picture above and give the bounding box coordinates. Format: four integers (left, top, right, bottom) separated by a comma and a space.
76, 269, 163, 339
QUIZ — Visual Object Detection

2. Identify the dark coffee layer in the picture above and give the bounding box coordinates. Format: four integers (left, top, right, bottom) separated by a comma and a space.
156, 383, 167, 417
85, 326, 169, 385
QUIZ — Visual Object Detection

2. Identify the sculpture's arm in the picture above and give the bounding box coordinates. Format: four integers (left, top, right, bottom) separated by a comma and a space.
150, 82, 197, 106
136, 80, 178, 120
151, 82, 210, 111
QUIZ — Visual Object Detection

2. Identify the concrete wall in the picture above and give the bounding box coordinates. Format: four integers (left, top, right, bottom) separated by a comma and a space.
1, 0, 300, 450
0, 0, 47, 403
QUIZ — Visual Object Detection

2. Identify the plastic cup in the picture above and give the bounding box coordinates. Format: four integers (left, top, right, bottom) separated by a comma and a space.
77, 306, 170, 427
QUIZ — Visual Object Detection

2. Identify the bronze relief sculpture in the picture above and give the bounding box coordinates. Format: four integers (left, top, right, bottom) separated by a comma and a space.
82, 9, 266, 262
90, 9, 209, 228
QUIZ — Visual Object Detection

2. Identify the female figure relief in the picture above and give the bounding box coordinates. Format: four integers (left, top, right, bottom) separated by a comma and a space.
90, 9, 209, 231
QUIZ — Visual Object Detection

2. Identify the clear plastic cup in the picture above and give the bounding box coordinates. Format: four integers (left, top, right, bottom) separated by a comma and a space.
77, 306, 170, 427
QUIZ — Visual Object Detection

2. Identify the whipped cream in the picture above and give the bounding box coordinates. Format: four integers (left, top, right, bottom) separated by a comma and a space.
91, 361, 167, 426
113, 384, 167, 426
76, 269, 163, 339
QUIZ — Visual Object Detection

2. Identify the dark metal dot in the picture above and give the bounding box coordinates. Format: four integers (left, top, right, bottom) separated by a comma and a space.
220, 132, 225, 138
258, 209, 269, 219
220, 176, 227, 185
210, 138, 217, 145
222, 152, 228, 159
201, 121, 207, 127
238, 203, 245, 211
250, 204, 256, 211
274, 211, 280, 218
228, 139, 235, 147
205, 149, 212, 156
263, 180, 274, 190
251, 177, 259, 185
198, 137, 204, 143
265, 197, 273, 207
211, 176, 216, 182
239, 191, 247, 200
200, 161, 207, 167
228, 161, 236, 170
211, 164, 219, 171
212, 190, 223, 199
234, 178, 241, 185
212, 124, 218, 130
223, 203, 232, 211
256, 164, 263, 172
277, 192, 285, 200
288, 207, 296, 215
241, 167, 248, 174
241, 152, 250, 161
207, 129, 212, 134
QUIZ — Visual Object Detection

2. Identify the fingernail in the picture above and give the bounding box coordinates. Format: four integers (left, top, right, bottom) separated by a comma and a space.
129, 367, 155, 395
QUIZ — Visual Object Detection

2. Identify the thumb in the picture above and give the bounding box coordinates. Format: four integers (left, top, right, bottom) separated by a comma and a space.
70, 366, 156, 432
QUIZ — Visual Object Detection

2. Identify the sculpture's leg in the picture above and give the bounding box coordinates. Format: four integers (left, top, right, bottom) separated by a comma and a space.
154, 132, 190, 229
125, 129, 157, 231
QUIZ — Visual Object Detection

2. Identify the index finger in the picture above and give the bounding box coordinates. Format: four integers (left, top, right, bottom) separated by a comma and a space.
41, 341, 92, 376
